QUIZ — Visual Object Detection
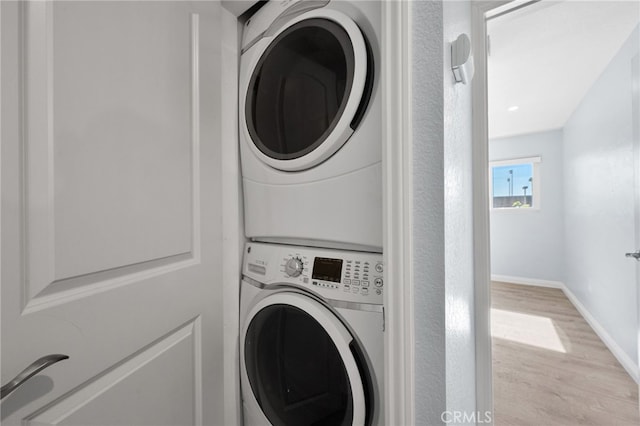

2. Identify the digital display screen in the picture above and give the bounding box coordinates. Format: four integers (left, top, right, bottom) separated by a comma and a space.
312, 257, 343, 283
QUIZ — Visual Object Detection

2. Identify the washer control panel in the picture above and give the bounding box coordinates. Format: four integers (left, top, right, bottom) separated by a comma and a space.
243, 242, 383, 305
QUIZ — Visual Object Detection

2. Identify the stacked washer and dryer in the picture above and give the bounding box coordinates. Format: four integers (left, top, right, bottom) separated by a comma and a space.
238, 1, 384, 425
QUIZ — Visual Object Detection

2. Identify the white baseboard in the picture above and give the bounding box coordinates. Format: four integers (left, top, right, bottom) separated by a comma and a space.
491, 274, 563, 289
561, 285, 640, 384
492, 274, 639, 384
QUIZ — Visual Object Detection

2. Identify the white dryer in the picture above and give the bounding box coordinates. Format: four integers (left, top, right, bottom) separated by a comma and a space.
240, 242, 385, 425
239, 0, 382, 252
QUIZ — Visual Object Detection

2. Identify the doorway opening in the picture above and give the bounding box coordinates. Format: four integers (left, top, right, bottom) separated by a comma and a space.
475, 1, 640, 424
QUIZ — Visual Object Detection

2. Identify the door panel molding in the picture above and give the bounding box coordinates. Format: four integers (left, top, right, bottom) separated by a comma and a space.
2, 1, 222, 424
21, 5, 202, 313
24, 317, 203, 426
23, 0, 56, 311
24, 252, 194, 314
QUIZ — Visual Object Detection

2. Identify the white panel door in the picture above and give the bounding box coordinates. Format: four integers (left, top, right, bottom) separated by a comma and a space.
1, 1, 224, 425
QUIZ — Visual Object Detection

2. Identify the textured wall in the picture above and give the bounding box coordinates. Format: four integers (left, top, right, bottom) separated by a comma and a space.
489, 129, 565, 282
563, 26, 639, 367
412, 0, 477, 423
411, 1, 446, 424
442, 0, 477, 420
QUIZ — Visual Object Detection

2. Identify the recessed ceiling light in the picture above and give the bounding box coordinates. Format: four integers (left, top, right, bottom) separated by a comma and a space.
508, 106, 519, 112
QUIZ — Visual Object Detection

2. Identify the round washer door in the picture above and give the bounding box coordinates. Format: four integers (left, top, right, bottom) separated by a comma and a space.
241, 9, 372, 172
241, 292, 368, 426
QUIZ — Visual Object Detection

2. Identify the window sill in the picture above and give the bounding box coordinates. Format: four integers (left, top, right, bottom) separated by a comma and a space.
490, 207, 541, 213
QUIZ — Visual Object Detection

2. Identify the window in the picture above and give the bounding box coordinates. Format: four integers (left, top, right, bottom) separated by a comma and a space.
490, 156, 541, 209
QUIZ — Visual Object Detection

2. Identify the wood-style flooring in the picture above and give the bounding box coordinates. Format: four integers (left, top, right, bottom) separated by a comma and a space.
492, 281, 639, 426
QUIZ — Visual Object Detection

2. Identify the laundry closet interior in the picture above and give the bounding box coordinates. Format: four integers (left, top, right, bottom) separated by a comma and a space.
228, 1, 385, 424
0, 0, 427, 424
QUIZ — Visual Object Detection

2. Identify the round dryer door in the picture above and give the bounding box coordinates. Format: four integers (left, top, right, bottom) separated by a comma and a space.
242, 9, 374, 172
241, 292, 372, 426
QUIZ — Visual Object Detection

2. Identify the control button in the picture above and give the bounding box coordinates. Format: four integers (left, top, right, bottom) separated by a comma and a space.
376, 289, 382, 295
344, 279, 351, 284
355, 261, 361, 264
285, 257, 304, 277
375, 263, 383, 273
374, 278, 383, 288
361, 288, 369, 295
303, 277, 309, 283
352, 279, 360, 286
344, 285, 350, 292
352, 287, 359, 294
362, 281, 369, 287
313, 281, 318, 286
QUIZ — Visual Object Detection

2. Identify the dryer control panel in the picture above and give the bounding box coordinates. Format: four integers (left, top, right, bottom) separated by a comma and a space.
243, 242, 384, 305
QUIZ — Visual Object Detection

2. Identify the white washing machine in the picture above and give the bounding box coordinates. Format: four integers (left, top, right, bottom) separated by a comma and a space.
239, 0, 382, 252
240, 242, 385, 425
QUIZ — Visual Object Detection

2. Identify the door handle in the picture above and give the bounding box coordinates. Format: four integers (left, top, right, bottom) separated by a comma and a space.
625, 250, 640, 261
1, 354, 69, 399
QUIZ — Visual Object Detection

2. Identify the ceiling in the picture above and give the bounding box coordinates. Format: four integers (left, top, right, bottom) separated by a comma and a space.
487, 0, 640, 139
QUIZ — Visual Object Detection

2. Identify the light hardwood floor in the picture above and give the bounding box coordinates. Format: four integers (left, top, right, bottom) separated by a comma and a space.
492, 281, 639, 426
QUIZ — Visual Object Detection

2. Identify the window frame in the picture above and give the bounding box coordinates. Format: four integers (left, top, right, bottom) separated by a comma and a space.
489, 156, 541, 211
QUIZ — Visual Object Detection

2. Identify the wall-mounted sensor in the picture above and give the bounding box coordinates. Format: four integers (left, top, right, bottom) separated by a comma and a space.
451, 33, 474, 84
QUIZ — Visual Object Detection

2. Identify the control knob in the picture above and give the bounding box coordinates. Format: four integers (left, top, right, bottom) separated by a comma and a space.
285, 257, 304, 277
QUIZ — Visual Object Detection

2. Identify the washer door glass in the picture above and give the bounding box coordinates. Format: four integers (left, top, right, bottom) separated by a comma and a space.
244, 304, 353, 426
246, 18, 355, 161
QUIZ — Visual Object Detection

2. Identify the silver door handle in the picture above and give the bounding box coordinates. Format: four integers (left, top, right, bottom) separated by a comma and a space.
1, 354, 69, 399
625, 250, 640, 260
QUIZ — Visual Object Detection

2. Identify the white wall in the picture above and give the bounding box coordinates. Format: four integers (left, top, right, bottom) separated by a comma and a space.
489, 129, 564, 283
412, 0, 476, 424
563, 25, 639, 368
411, 1, 446, 423
443, 0, 477, 421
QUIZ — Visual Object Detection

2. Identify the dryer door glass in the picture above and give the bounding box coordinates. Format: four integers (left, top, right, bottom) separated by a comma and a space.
244, 304, 353, 426
246, 19, 355, 161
